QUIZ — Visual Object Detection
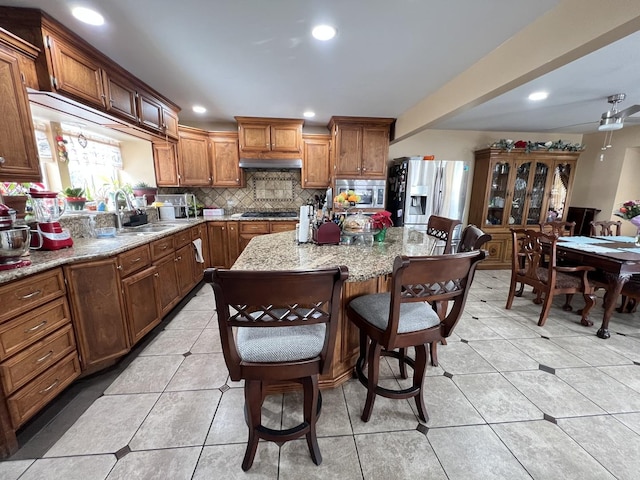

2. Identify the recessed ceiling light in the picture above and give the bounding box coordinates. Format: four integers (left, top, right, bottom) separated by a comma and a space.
528, 91, 548, 101
71, 7, 104, 26
192, 105, 206, 114
303, 111, 316, 118
312, 25, 337, 41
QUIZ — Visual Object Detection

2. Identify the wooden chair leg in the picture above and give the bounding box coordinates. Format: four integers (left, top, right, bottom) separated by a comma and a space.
413, 344, 429, 423
303, 375, 321, 465
398, 347, 408, 379
362, 340, 382, 422
537, 293, 554, 327
242, 380, 263, 471
430, 340, 438, 367
562, 294, 574, 311
506, 277, 518, 309
579, 293, 596, 327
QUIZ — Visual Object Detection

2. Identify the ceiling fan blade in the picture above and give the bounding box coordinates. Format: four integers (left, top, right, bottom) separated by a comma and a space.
617, 104, 640, 119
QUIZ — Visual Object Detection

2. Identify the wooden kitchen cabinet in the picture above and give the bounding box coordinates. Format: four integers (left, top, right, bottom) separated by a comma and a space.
239, 221, 269, 253
154, 253, 180, 317
207, 222, 241, 268
175, 243, 195, 296
162, 107, 179, 139
64, 259, 130, 372
153, 140, 180, 186
302, 134, 331, 189
178, 126, 211, 186
0, 29, 41, 182
328, 116, 394, 179
236, 117, 303, 159
210, 131, 244, 187
468, 147, 580, 268
121, 266, 161, 345
137, 90, 164, 133
191, 224, 208, 282
270, 221, 297, 233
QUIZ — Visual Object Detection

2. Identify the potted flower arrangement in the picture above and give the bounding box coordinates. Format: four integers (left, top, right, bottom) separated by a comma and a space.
63, 187, 87, 211
371, 210, 393, 242
132, 181, 157, 205
615, 200, 640, 245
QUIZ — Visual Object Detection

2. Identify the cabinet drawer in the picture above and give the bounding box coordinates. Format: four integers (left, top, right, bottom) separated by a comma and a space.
270, 221, 297, 233
0, 269, 65, 324
0, 297, 71, 361
191, 224, 205, 240
150, 236, 175, 260
173, 229, 191, 249
240, 221, 269, 234
117, 244, 151, 277
0, 324, 76, 394
7, 353, 80, 428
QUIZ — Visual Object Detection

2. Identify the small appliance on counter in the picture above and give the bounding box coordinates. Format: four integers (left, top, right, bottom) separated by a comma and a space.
0, 203, 33, 269
155, 193, 198, 219
29, 190, 74, 250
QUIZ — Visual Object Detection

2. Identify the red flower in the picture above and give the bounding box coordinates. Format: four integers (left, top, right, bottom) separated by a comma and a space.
371, 210, 393, 230
514, 140, 527, 148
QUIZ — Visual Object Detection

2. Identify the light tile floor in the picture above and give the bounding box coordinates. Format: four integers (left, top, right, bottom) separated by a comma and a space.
3, 269, 640, 479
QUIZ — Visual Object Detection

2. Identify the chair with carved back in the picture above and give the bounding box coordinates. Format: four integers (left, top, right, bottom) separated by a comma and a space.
457, 224, 492, 253
427, 215, 462, 254
346, 250, 485, 423
506, 229, 596, 327
589, 220, 622, 237
539, 220, 576, 237
205, 266, 348, 471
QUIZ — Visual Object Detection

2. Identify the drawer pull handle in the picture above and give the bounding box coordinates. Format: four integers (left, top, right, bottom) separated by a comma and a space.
131, 257, 142, 263
39, 379, 59, 394
21, 290, 42, 299
26, 321, 47, 332
36, 351, 54, 363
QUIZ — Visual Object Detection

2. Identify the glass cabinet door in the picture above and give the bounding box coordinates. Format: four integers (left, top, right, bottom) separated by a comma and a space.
486, 161, 510, 226
510, 161, 531, 225
526, 161, 551, 225
546, 162, 573, 221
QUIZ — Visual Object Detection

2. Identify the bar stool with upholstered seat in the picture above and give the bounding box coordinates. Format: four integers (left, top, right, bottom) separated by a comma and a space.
205, 266, 348, 471
346, 250, 485, 423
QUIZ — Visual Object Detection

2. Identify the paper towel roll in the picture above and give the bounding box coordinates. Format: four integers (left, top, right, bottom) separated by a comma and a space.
298, 205, 310, 242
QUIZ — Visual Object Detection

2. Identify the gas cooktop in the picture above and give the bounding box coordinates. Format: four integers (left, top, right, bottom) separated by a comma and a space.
240, 211, 298, 218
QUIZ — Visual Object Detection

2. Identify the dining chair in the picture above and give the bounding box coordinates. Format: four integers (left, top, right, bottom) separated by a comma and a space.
346, 250, 485, 423
205, 265, 348, 471
506, 229, 596, 327
539, 220, 576, 237
427, 215, 462, 254
589, 220, 622, 236
457, 224, 492, 252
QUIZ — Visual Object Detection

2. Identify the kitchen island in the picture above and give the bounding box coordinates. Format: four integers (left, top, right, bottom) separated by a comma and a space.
231, 227, 437, 388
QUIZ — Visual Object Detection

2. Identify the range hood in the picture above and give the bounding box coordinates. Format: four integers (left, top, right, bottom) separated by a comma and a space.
238, 158, 302, 169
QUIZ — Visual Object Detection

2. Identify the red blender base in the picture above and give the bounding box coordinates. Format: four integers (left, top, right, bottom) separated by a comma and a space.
32, 222, 74, 250
0, 259, 32, 270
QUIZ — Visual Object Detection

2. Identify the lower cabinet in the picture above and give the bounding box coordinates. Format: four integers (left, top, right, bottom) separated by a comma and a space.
64, 259, 130, 373
239, 221, 269, 253
175, 243, 195, 296
154, 253, 181, 317
121, 266, 161, 345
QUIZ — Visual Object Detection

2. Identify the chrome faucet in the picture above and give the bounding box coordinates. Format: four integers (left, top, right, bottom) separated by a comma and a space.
114, 189, 134, 229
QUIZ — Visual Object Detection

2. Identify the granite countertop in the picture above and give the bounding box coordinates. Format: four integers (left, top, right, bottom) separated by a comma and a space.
232, 227, 436, 282
0, 219, 206, 285
204, 215, 299, 222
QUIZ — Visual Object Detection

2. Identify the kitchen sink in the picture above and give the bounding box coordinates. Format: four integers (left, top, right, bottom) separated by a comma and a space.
118, 223, 181, 235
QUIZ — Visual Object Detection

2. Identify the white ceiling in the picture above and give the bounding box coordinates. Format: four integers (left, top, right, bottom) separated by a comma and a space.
3, 0, 640, 135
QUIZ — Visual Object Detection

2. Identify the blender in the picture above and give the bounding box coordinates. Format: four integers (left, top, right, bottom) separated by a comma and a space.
29, 190, 74, 250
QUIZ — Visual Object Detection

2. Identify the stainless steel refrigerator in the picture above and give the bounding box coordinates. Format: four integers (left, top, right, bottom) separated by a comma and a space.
387, 157, 470, 239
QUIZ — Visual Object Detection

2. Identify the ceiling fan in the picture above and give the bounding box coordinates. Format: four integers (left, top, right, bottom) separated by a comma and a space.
598, 93, 640, 131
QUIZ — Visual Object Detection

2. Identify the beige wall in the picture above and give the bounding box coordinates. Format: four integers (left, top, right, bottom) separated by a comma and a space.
572, 125, 640, 235
119, 140, 156, 187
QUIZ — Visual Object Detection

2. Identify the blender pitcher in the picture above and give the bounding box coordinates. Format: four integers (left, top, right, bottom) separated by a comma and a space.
30, 190, 68, 222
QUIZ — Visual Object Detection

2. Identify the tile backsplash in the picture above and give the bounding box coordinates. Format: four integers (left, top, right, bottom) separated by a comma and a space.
159, 169, 326, 213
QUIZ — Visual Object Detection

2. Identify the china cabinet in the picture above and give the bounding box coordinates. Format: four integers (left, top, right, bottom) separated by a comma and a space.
468, 148, 580, 268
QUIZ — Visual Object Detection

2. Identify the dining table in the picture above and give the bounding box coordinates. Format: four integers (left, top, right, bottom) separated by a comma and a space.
556, 235, 640, 339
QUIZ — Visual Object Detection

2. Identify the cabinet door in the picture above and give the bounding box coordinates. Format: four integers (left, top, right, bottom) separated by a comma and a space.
153, 141, 179, 186
238, 123, 270, 153
509, 159, 534, 226
525, 160, 554, 225
162, 107, 179, 140
175, 244, 195, 295
154, 254, 180, 317
211, 133, 243, 187
137, 91, 163, 132
121, 266, 161, 345
549, 160, 576, 222
334, 125, 362, 176
226, 222, 240, 267
178, 129, 211, 186
270, 123, 302, 153
191, 224, 208, 281
103, 72, 137, 123
46, 35, 105, 108
208, 223, 229, 268
486, 159, 512, 227
302, 136, 331, 188
361, 126, 389, 178
64, 259, 129, 371
0, 47, 41, 181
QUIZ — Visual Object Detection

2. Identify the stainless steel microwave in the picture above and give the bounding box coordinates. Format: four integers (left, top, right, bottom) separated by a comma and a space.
335, 179, 387, 209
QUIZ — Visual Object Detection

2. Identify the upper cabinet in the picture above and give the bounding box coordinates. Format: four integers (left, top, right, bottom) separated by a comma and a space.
302, 134, 331, 189
152, 140, 179, 187
0, 28, 41, 182
210, 131, 244, 187
235, 117, 303, 159
328, 116, 394, 179
178, 126, 211, 187
0, 8, 180, 140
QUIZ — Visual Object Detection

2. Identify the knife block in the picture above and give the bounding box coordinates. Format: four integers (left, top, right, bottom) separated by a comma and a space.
312, 222, 341, 245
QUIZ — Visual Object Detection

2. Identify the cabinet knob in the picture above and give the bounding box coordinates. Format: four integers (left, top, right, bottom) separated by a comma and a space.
0, 156, 5, 165
154, 273, 159, 277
